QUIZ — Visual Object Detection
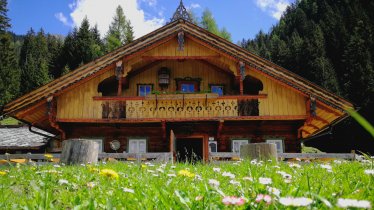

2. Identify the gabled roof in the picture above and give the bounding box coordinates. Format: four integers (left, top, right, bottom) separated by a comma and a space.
0, 126, 50, 149
3, 19, 353, 120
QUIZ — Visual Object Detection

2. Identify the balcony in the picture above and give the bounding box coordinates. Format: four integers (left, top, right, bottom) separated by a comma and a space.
94, 93, 266, 120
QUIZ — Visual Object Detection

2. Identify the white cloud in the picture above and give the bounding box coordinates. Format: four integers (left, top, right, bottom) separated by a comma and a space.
55, 12, 71, 27
69, 0, 165, 38
142, 0, 157, 7
255, 0, 290, 20
190, 3, 201, 9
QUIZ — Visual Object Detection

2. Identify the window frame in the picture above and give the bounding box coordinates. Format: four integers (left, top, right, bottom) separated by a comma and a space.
231, 138, 250, 154
209, 84, 225, 96
137, 84, 153, 96
208, 141, 218, 153
127, 137, 148, 153
265, 138, 285, 154
175, 77, 201, 93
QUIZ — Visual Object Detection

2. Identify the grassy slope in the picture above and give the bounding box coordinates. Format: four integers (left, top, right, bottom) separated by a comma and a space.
0, 160, 373, 209
0, 117, 19, 125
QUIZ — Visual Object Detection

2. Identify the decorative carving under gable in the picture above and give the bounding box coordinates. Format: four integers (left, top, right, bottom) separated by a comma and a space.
239, 61, 245, 81
115, 60, 123, 80
177, 31, 185, 51
170, 0, 193, 22
310, 96, 317, 117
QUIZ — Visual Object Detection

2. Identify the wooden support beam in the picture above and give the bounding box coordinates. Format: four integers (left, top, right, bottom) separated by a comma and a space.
161, 120, 166, 139
217, 120, 224, 139
47, 97, 66, 140
117, 77, 122, 96
308, 123, 320, 130
142, 55, 220, 61
314, 116, 329, 124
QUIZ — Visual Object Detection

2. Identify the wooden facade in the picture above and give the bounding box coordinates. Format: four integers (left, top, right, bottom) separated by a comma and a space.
3, 5, 354, 160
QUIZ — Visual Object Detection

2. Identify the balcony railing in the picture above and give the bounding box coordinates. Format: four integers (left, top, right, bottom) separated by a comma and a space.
95, 93, 266, 120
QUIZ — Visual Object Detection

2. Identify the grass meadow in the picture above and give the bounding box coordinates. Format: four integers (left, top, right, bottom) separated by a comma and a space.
0, 158, 373, 209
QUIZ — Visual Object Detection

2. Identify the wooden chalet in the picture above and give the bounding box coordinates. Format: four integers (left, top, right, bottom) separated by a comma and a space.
2, 2, 354, 161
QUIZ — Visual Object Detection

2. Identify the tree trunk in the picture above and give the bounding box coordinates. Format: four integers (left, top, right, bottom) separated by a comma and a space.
60, 139, 99, 165
240, 143, 277, 161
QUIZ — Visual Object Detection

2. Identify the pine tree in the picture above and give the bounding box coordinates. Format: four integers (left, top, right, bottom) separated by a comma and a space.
220, 27, 232, 42
105, 5, 134, 51
19, 28, 50, 94
0, 34, 20, 107
0, 0, 20, 107
342, 20, 374, 106
200, 9, 219, 36
0, 0, 10, 33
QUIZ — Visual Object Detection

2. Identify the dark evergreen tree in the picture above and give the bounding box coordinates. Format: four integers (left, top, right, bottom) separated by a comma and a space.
0, 0, 20, 107
19, 29, 50, 94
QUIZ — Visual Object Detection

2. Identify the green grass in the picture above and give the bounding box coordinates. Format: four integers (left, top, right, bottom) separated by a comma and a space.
0, 160, 373, 209
0, 117, 20, 125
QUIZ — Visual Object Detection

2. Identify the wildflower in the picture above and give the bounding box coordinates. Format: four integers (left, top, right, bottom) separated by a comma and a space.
279, 197, 313, 207
58, 179, 69, 185
99, 169, 119, 179
256, 194, 272, 204
222, 196, 246, 206
243, 176, 253, 181
89, 167, 100, 173
222, 172, 235, 179
178, 169, 195, 178
87, 182, 96, 188
259, 177, 272, 185
213, 167, 221, 172
167, 174, 176, 177
147, 170, 155, 173
122, 187, 135, 193
156, 168, 164, 173
209, 179, 220, 187
53, 164, 61, 168
0, 171, 7, 176
171, 165, 176, 169
152, 173, 159, 177
364, 169, 374, 175
250, 159, 258, 164
141, 164, 147, 168
320, 164, 332, 170
195, 196, 204, 201
267, 186, 280, 196
229, 180, 240, 186
337, 198, 371, 209
289, 163, 301, 168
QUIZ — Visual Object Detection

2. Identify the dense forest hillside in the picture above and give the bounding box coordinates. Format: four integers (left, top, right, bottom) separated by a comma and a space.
240, 0, 374, 153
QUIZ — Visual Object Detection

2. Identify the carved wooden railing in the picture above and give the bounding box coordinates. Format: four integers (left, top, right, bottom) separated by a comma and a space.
96, 94, 264, 119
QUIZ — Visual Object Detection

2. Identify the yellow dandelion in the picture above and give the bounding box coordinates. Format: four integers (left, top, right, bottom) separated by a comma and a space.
0, 171, 7, 176
178, 169, 195, 178
141, 164, 147, 168
88, 167, 100, 173
100, 169, 119, 179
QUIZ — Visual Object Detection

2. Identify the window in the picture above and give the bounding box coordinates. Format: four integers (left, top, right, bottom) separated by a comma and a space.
137, 84, 152, 96
266, 139, 284, 153
232, 139, 249, 154
181, 83, 196, 93
210, 85, 224, 96
209, 141, 217, 152
175, 77, 201, 93
128, 139, 147, 153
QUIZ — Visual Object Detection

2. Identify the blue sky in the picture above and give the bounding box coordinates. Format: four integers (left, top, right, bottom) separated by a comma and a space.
7, 0, 294, 43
